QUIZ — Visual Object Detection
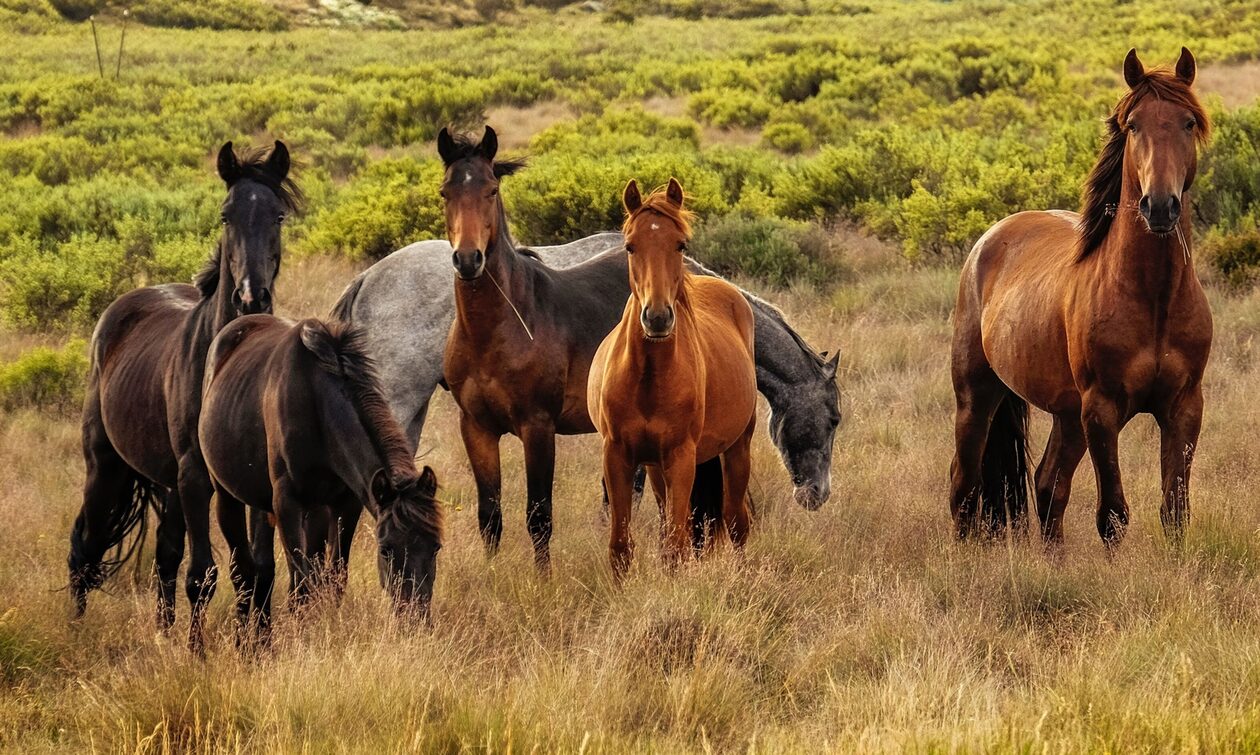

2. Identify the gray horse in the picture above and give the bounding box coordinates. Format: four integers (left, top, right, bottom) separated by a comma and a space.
332, 232, 841, 509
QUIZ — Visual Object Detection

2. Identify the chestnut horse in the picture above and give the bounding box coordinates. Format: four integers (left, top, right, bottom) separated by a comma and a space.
950, 48, 1211, 546
200, 316, 443, 642
68, 141, 298, 649
589, 179, 757, 577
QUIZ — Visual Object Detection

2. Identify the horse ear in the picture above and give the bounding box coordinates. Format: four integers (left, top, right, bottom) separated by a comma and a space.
666, 177, 685, 208
265, 140, 290, 182
824, 350, 840, 378
417, 465, 438, 496
1175, 47, 1196, 85
437, 127, 459, 166
1123, 48, 1145, 89
478, 126, 498, 162
217, 141, 239, 184
623, 180, 642, 214
371, 468, 397, 508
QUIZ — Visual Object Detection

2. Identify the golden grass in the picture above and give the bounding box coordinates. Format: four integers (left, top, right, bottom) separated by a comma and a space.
5, 244, 1260, 751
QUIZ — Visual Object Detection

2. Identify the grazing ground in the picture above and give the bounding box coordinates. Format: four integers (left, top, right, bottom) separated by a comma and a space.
5, 243, 1260, 752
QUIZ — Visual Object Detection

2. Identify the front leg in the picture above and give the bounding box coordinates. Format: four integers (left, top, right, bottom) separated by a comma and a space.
178, 453, 217, 655
1082, 392, 1129, 547
460, 413, 503, 555
661, 443, 698, 566
214, 487, 256, 648
603, 443, 637, 581
248, 507, 276, 643
1157, 384, 1203, 544
521, 423, 556, 571
328, 499, 363, 602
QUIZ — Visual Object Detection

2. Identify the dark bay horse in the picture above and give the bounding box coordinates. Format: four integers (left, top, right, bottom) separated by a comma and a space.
200, 316, 443, 642
590, 180, 757, 577
950, 48, 1211, 546
68, 141, 299, 648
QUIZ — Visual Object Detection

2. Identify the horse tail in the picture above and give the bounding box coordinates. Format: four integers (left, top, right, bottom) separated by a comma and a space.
68, 468, 160, 598
980, 392, 1031, 536
329, 273, 364, 324
690, 457, 724, 552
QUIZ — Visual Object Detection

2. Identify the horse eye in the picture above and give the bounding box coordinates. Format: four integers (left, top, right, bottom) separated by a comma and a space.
489, 187, 499, 197
1185, 119, 1196, 131
220, 215, 228, 225
276, 213, 286, 225
678, 242, 688, 253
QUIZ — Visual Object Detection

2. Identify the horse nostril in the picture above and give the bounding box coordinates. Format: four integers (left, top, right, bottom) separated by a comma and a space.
1168, 195, 1181, 221
1139, 195, 1152, 218
473, 250, 484, 268
257, 288, 272, 311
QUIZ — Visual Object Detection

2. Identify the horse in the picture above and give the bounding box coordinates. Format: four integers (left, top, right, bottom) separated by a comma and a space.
589, 179, 757, 577
949, 48, 1212, 546
68, 141, 299, 650
199, 316, 443, 642
330, 146, 840, 515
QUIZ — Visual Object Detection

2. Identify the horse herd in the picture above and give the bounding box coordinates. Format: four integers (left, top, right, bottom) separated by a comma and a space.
65, 47, 1212, 652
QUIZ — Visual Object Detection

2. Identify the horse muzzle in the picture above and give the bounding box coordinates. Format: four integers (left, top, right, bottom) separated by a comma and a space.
232, 285, 272, 316
452, 249, 485, 281
640, 304, 675, 340
1139, 192, 1181, 235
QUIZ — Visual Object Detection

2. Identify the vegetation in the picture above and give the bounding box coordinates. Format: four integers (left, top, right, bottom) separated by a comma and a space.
1, 1, 1259, 750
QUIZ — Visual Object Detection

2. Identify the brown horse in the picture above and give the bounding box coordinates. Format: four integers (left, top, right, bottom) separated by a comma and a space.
199, 316, 443, 641
589, 179, 757, 577
68, 141, 298, 648
950, 48, 1212, 546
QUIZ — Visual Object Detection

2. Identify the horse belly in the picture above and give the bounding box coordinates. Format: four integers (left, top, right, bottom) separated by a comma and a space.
980, 281, 1077, 413
98, 343, 178, 486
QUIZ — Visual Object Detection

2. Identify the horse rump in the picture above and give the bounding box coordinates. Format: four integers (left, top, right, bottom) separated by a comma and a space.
979, 392, 1031, 536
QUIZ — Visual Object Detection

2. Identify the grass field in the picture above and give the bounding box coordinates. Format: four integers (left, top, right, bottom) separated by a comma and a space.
3, 0, 1260, 751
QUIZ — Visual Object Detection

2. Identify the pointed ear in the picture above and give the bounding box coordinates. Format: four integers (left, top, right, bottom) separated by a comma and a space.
371, 468, 397, 508
437, 127, 459, 166
623, 179, 642, 214
666, 177, 684, 208
824, 350, 840, 378
1176, 47, 1196, 85
217, 141, 239, 184
265, 140, 290, 182
478, 126, 498, 162
417, 465, 438, 496
1123, 48, 1145, 89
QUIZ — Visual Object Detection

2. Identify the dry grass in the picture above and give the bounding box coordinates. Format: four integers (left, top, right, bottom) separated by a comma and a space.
1197, 61, 1260, 108
5, 244, 1260, 752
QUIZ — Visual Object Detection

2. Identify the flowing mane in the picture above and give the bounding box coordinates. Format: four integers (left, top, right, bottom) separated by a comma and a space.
622, 185, 696, 238
1077, 68, 1210, 260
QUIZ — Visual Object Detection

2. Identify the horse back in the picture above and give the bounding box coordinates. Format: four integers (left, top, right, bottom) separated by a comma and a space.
91, 283, 199, 486
688, 275, 757, 459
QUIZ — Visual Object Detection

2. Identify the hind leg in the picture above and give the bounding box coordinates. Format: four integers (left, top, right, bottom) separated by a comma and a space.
721, 419, 755, 550
70, 400, 146, 618
154, 488, 185, 632
949, 373, 1006, 539
1034, 415, 1087, 545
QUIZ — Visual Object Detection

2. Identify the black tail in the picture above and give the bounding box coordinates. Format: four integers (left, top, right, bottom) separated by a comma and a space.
979, 393, 1031, 536
329, 273, 364, 324
68, 473, 160, 608
690, 457, 724, 552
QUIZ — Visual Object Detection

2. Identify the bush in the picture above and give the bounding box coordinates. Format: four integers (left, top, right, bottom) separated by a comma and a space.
761, 122, 813, 153
1204, 222, 1260, 289
690, 213, 840, 288
0, 339, 88, 414
129, 0, 287, 30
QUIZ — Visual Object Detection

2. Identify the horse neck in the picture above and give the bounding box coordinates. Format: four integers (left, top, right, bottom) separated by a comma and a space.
744, 297, 816, 399
190, 242, 239, 350
452, 207, 533, 345
1097, 175, 1196, 301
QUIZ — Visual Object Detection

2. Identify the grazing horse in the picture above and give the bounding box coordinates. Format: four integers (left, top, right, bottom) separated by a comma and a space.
199, 316, 443, 641
590, 179, 757, 577
950, 48, 1211, 545
68, 141, 298, 648
332, 235, 839, 514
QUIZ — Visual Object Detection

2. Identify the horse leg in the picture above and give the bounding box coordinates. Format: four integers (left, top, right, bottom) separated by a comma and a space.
328, 500, 362, 603
949, 376, 1005, 539
1033, 415, 1086, 545
1082, 392, 1130, 547
1157, 384, 1203, 544
521, 423, 556, 572
214, 488, 257, 648
154, 488, 185, 632
302, 505, 332, 599
646, 465, 666, 543
273, 476, 315, 608
459, 413, 503, 555
661, 444, 699, 566
722, 419, 756, 550
178, 453, 217, 655
603, 444, 637, 581
248, 507, 276, 643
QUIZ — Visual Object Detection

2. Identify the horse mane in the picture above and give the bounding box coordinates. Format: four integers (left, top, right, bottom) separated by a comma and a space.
440, 130, 528, 179
1077, 68, 1210, 260
623, 186, 696, 238
297, 319, 417, 485
194, 241, 223, 297
385, 476, 444, 543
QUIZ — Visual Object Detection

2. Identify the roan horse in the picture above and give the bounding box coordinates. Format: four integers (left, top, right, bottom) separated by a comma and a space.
332, 237, 838, 516
950, 48, 1211, 545
199, 316, 443, 641
589, 180, 757, 577
69, 141, 298, 649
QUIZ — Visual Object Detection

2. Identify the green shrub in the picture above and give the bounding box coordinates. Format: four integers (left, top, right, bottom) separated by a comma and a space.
690, 213, 839, 288
688, 88, 773, 129
46, 0, 98, 20
761, 122, 813, 153
0, 339, 88, 414
1204, 222, 1260, 289
129, 0, 287, 31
